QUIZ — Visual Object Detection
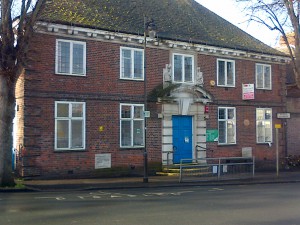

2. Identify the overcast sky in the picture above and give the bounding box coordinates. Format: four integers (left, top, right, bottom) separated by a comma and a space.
195, 0, 281, 47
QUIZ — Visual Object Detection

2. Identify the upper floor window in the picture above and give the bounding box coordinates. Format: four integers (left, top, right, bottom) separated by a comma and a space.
56, 39, 86, 76
256, 64, 271, 90
120, 104, 144, 148
120, 47, 144, 80
256, 108, 272, 143
217, 59, 235, 87
218, 107, 236, 145
55, 101, 86, 150
173, 53, 194, 83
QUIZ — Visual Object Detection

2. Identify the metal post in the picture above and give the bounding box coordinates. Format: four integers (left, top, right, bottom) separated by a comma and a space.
218, 158, 221, 180
252, 156, 255, 178
179, 161, 182, 183
276, 128, 279, 177
143, 16, 148, 183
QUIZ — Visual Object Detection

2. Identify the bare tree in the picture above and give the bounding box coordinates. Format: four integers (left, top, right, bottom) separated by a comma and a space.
237, 0, 300, 88
0, 0, 45, 186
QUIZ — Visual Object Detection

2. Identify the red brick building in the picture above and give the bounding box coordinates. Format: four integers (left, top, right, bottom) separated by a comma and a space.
15, 0, 289, 178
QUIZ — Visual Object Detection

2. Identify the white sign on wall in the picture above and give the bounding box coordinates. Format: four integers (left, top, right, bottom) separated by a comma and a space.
242, 84, 255, 100
95, 154, 111, 169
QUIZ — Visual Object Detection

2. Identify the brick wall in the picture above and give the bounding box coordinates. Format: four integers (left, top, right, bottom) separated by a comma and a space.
17, 31, 287, 178
17, 33, 167, 178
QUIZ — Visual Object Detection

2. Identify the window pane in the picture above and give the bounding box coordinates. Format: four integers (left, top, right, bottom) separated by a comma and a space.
134, 50, 143, 79
227, 121, 235, 143
57, 103, 69, 117
256, 109, 264, 120
174, 55, 182, 82
134, 106, 143, 119
122, 49, 131, 78
71, 120, 83, 148
218, 61, 225, 85
256, 65, 263, 88
264, 66, 271, 89
257, 121, 264, 142
227, 62, 234, 85
121, 105, 131, 118
58, 41, 70, 73
72, 43, 84, 74
218, 121, 226, 144
184, 56, 193, 82
133, 121, 144, 146
228, 108, 235, 119
265, 109, 271, 119
218, 108, 226, 119
121, 121, 131, 146
57, 120, 69, 148
72, 103, 83, 117
265, 121, 272, 142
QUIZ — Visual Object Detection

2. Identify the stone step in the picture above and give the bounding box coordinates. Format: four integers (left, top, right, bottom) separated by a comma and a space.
157, 165, 211, 176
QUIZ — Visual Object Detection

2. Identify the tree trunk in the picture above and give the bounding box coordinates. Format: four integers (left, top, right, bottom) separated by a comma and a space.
0, 73, 15, 186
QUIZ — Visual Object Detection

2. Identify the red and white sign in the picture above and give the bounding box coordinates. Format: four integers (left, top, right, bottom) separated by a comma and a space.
242, 84, 255, 100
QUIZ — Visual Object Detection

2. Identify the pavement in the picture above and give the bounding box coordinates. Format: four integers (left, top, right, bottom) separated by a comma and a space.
1, 170, 300, 192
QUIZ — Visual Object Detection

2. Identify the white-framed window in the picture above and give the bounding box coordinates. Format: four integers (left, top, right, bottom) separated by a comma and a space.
55, 39, 86, 76
217, 59, 235, 87
120, 104, 144, 147
172, 53, 194, 83
256, 64, 272, 90
256, 108, 272, 143
55, 101, 86, 150
218, 107, 236, 144
120, 47, 144, 80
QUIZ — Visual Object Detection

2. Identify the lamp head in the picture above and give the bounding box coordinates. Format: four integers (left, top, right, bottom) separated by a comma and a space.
146, 18, 156, 38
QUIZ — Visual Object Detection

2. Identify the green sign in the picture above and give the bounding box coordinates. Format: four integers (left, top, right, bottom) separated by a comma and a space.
206, 129, 218, 142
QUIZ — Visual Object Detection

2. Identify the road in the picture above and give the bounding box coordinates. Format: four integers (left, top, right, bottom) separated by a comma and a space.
1, 183, 300, 225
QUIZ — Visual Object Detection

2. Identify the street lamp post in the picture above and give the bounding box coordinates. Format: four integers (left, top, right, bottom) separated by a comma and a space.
143, 16, 156, 183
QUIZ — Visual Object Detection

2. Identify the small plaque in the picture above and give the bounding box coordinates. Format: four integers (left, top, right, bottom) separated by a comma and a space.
144, 111, 150, 118
275, 124, 282, 129
277, 113, 290, 119
95, 154, 111, 169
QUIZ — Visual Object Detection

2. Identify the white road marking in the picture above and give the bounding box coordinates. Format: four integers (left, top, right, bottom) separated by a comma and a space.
208, 188, 224, 192
35, 196, 65, 201
34, 190, 194, 201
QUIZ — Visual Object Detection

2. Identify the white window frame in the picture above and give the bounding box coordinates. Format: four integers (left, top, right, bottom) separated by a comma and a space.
256, 63, 272, 90
55, 101, 86, 150
218, 107, 236, 145
120, 47, 144, 80
217, 59, 235, 87
256, 108, 273, 143
172, 53, 195, 83
55, 39, 86, 76
120, 103, 145, 148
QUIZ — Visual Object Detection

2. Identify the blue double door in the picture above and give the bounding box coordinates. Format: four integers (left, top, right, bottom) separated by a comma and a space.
172, 116, 193, 164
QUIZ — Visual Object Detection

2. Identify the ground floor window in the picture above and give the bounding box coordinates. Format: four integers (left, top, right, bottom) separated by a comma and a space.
120, 104, 144, 147
55, 101, 85, 150
218, 107, 236, 144
256, 108, 272, 143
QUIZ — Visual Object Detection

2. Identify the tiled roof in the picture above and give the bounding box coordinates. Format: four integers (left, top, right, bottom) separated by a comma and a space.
40, 0, 285, 56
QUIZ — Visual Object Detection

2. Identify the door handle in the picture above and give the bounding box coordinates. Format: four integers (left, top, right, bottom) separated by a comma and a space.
173, 146, 177, 152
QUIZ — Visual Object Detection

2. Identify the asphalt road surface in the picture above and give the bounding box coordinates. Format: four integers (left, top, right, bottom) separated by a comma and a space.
1, 183, 300, 225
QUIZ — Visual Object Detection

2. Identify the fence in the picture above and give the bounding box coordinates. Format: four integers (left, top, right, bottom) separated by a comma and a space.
179, 157, 255, 183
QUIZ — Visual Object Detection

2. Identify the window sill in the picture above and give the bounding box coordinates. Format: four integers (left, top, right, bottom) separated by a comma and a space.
55, 73, 86, 77
256, 88, 272, 91
217, 85, 235, 88
120, 78, 144, 81
54, 149, 86, 152
120, 146, 144, 150
217, 143, 237, 146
